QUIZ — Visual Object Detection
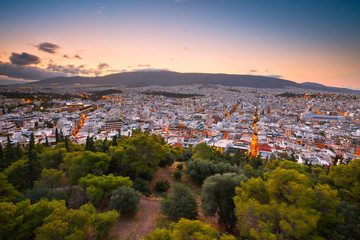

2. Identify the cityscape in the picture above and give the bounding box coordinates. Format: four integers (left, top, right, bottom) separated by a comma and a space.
1, 0, 359, 240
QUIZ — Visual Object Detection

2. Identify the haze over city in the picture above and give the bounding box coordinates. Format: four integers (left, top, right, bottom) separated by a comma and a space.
1, 0, 360, 88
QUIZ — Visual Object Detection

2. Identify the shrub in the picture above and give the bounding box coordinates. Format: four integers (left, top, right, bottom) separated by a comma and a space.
174, 170, 182, 180
176, 163, 184, 170
155, 179, 171, 192
109, 186, 140, 215
160, 184, 198, 220
133, 178, 152, 197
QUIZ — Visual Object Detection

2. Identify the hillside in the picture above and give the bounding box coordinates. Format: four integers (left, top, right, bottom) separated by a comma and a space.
33, 71, 358, 93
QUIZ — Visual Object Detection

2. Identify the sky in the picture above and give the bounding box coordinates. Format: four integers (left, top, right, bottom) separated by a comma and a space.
0, 0, 359, 89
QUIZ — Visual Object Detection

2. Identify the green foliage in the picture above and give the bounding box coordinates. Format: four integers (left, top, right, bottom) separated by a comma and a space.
0, 199, 65, 240
160, 183, 198, 221
159, 152, 176, 167
201, 173, 248, 232
35, 168, 66, 189
132, 178, 152, 197
22, 187, 70, 204
38, 148, 67, 169
174, 170, 182, 180
193, 142, 215, 160
68, 151, 111, 184
155, 179, 171, 192
144, 218, 235, 240
176, 163, 184, 170
333, 201, 360, 240
277, 160, 307, 174
3, 159, 29, 191
26, 133, 42, 187
186, 159, 240, 185
36, 205, 91, 240
79, 174, 132, 206
234, 168, 341, 239
109, 186, 140, 215
80, 202, 120, 239
0, 173, 21, 202
108, 133, 170, 180
328, 159, 360, 205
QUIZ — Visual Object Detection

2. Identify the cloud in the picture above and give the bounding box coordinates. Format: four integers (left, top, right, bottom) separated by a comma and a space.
74, 54, 82, 59
9, 52, 41, 66
250, 69, 258, 73
0, 62, 64, 80
47, 63, 101, 76
97, 6, 106, 15
137, 64, 152, 68
174, 0, 188, 3
63, 54, 70, 58
36, 42, 60, 54
98, 62, 109, 69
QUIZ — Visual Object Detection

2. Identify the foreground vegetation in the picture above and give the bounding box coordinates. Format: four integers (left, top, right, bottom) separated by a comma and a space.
0, 132, 359, 239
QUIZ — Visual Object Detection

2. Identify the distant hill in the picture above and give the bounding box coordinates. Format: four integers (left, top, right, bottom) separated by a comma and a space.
33, 71, 358, 93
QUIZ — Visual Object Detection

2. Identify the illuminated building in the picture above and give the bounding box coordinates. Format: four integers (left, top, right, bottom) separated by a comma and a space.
250, 106, 259, 157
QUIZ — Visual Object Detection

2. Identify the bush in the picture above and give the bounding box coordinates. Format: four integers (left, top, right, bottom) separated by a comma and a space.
109, 186, 140, 215
160, 184, 198, 220
176, 163, 184, 170
155, 179, 171, 192
133, 178, 152, 197
139, 170, 154, 181
174, 170, 182, 180
159, 153, 176, 167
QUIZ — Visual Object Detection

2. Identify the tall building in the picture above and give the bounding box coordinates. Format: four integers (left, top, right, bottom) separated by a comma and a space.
250, 106, 259, 157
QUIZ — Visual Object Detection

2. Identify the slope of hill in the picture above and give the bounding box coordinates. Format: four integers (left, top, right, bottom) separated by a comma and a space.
33, 71, 358, 93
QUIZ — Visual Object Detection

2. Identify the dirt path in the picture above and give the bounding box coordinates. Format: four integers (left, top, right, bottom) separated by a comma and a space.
107, 198, 161, 240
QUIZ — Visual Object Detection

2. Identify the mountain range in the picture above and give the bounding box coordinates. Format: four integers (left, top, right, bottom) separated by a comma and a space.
31, 71, 358, 93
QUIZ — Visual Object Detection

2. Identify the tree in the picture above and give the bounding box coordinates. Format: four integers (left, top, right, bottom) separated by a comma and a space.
109, 186, 140, 215
45, 135, 49, 147
0, 143, 5, 171
234, 168, 341, 239
161, 183, 198, 221
0, 173, 21, 202
79, 202, 120, 239
201, 173, 248, 232
328, 159, 360, 205
79, 174, 132, 206
111, 135, 118, 147
3, 135, 15, 169
3, 159, 28, 191
68, 151, 111, 184
35, 169, 66, 189
55, 128, 60, 143
193, 142, 215, 160
26, 133, 41, 187
132, 178, 152, 197
185, 159, 240, 185
102, 137, 108, 152
144, 218, 236, 240
36, 205, 91, 240
65, 136, 70, 152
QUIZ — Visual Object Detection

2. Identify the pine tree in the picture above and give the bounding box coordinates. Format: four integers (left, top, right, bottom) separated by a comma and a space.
45, 135, 49, 147
15, 143, 22, 161
59, 129, 64, 142
111, 135, 118, 147
4, 135, 14, 167
65, 136, 70, 152
102, 138, 108, 152
55, 128, 60, 143
27, 133, 41, 188
0, 143, 5, 171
